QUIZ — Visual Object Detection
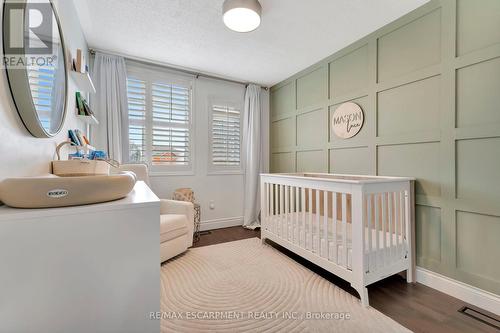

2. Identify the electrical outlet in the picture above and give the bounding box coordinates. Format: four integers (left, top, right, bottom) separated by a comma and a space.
209, 201, 215, 210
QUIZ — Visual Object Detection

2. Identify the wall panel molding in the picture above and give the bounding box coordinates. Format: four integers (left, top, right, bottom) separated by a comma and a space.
270, 0, 500, 295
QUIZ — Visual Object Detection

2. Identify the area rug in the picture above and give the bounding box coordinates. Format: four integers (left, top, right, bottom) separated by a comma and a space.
160, 238, 411, 332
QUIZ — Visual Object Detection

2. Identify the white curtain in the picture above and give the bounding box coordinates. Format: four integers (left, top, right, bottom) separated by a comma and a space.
91, 52, 128, 163
243, 84, 262, 229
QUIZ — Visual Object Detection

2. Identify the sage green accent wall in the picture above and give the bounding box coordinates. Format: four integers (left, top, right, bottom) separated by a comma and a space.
377, 76, 441, 136
270, 0, 500, 294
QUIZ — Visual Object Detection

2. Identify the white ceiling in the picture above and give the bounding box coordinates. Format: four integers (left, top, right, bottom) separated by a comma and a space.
73, 0, 429, 86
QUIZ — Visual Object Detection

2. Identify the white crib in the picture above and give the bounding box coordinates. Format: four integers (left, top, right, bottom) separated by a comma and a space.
260, 173, 415, 307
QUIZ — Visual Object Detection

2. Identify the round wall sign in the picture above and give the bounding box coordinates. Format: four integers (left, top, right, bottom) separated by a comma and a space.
331, 102, 364, 139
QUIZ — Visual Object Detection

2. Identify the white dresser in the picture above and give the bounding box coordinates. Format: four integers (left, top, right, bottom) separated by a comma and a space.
0, 181, 160, 333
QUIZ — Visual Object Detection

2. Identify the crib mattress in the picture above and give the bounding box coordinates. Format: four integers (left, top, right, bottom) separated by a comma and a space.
266, 212, 408, 270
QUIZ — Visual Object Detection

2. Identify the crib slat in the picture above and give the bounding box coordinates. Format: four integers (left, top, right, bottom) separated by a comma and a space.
366, 194, 372, 273
323, 191, 328, 258
400, 190, 405, 260
282, 185, 286, 238
279, 185, 284, 238
290, 186, 294, 243
264, 183, 268, 229
404, 189, 411, 262
382, 193, 387, 267
269, 184, 276, 233
271, 184, 276, 234
294, 187, 299, 245
300, 187, 306, 249
294, 186, 297, 243
288, 186, 291, 241
262, 183, 266, 229
273, 184, 277, 235
308, 188, 313, 251
291, 186, 294, 241
395, 191, 401, 258
315, 190, 320, 254
285, 186, 288, 237
388, 192, 394, 264
342, 193, 348, 269
295, 186, 299, 244
274, 184, 277, 235
278, 184, 281, 237
374, 193, 380, 271
295, 187, 301, 244
282, 185, 285, 239
295, 187, 301, 245
285, 185, 289, 241
266, 183, 270, 221
331, 192, 338, 264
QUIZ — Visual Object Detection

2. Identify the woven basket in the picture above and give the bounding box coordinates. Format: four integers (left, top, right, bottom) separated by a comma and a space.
52, 141, 110, 176
52, 160, 110, 177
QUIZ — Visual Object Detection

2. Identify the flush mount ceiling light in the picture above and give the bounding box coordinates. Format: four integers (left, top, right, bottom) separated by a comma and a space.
223, 0, 262, 33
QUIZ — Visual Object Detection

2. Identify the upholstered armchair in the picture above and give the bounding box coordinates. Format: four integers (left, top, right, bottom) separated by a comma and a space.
118, 164, 194, 263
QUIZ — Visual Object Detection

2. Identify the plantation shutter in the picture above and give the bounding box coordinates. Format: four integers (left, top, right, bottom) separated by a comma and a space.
126, 77, 146, 163
151, 83, 190, 165
211, 105, 241, 166
126, 64, 192, 171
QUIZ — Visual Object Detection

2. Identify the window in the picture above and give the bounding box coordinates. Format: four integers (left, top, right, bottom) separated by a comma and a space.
126, 63, 193, 174
209, 103, 242, 172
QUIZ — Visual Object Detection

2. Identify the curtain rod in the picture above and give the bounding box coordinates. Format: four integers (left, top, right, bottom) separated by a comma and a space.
89, 48, 268, 90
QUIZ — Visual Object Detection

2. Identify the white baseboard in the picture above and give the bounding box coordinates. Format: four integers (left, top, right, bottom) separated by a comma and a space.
199, 216, 243, 231
416, 267, 500, 316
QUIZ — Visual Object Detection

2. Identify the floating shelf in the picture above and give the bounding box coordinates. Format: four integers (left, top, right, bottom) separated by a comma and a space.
70, 71, 96, 93
76, 114, 99, 125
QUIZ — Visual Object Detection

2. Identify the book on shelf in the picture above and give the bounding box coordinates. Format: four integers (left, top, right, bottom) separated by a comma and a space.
75, 92, 85, 115
82, 99, 94, 116
68, 129, 92, 147
68, 129, 81, 146
82, 134, 90, 145
75, 92, 95, 117
75, 49, 85, 73
75, 129, 86, 146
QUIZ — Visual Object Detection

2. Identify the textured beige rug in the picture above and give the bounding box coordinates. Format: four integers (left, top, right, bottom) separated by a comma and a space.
161, 238, 410, 333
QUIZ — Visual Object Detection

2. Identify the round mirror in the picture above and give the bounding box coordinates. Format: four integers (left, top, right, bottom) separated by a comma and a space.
3, 0, 67, 137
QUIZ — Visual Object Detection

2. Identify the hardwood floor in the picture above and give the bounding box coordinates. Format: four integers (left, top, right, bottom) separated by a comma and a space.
193, 226, 260, 248
193, 226, 499, 333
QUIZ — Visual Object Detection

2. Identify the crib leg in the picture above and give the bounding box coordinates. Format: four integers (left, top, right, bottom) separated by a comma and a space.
358, 287, 369, 307
406, 268, 415, 283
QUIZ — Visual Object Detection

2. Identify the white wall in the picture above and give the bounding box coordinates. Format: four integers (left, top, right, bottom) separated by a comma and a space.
0, 0, 87, 182
0, 0, 271, 229
151, 77, 270, 230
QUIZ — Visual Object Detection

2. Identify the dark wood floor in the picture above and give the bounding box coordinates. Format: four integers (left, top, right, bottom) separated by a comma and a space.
193, 226, 499, 333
